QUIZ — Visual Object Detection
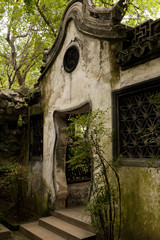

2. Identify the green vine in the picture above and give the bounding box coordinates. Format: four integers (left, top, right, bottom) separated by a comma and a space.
65, 109, 121, 240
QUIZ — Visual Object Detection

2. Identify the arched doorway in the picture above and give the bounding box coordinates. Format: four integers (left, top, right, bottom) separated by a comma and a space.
53, 102, 92, 209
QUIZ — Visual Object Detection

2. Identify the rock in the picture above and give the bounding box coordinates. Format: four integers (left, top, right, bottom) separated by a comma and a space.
0, 100, 8, 109
14, 86, 29, 97
0, 89, 28, 165
0, 109, 5, 114
0, 90, 10, 100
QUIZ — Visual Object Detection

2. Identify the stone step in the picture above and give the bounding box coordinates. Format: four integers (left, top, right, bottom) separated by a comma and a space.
20, 221, 66, 240
53, 207, 95, 233
39, 216, 96, 240
20, 206, 96, 240
0, 223, 11, 240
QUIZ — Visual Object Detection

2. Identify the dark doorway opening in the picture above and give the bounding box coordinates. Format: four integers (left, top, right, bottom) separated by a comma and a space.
66, 113, 91, 184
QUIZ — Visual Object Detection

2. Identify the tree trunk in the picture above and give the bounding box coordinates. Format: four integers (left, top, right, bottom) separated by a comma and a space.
16, 69, 25, 87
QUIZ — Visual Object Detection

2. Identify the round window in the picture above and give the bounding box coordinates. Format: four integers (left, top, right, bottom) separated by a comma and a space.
63, 45, 79, 73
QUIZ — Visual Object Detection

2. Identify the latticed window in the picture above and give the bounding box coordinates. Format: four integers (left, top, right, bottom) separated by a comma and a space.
112, 78, 160, 166
30, 114, 43, 161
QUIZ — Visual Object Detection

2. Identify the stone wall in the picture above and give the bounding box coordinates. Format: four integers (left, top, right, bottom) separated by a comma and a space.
0, 89, 27, 163
39, 20, 112, 209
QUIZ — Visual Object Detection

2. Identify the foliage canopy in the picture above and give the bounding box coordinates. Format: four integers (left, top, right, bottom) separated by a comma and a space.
93, 0, 160, 26
0, 0, 69, 90
0, 0, 159, 89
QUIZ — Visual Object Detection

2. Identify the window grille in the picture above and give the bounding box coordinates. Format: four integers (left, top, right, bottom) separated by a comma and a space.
112, 78, 160, 165
66, 161, 91, 183
63, 45, 79, 73
30, 114, 43, 161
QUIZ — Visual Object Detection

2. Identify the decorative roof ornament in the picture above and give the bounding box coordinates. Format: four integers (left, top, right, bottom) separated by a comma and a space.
83, 0, 129, 25
113, 0, 129, 23
39, 0, 132, 81
117, 18, 160, 70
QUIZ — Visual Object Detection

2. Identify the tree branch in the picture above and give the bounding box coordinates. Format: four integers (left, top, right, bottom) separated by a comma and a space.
35, 0, 56, 37
5, 19, 17, 69
22, 61, 35, 80
0, 53, 10, 61
6, 65, 17, 89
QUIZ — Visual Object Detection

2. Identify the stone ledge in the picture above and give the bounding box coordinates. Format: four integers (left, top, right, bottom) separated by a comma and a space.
0, 223, 11, 240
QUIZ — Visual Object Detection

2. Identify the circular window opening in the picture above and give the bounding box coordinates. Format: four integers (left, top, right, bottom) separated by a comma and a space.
63, 45, 79, 73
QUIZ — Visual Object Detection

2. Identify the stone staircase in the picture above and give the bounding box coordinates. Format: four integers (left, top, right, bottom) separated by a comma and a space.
0, 223, 11, 239
20, 206, 96, 240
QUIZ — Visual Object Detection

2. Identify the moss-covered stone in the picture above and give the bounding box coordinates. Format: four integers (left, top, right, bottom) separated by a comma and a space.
0, 90, 27, 163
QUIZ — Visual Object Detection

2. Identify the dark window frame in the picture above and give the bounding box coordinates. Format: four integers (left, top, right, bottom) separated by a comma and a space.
112, 77, 160, 167
63, 45, 79, 73
30, 113, 43, 162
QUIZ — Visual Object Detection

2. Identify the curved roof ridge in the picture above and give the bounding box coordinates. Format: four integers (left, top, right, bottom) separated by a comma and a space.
38, 0, 132, 82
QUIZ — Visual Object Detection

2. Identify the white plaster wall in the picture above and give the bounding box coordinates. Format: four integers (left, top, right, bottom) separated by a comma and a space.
113, 57, 160, 238
40, 20, 112, 201
39, 16, 160, 237
113, 57, 160, 90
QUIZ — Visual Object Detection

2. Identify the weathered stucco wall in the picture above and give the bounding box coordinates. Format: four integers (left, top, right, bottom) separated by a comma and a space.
38, 10, 160, 240
120, 167, 160, 240
115, 57, 160, 89
113, 58, 160, 239
26, 103, 50, 216
39, 20, 112, 208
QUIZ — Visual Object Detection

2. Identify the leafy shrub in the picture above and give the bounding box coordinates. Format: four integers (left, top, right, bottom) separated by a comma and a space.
66, 109, 121, 240
0, 161, 29, 220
